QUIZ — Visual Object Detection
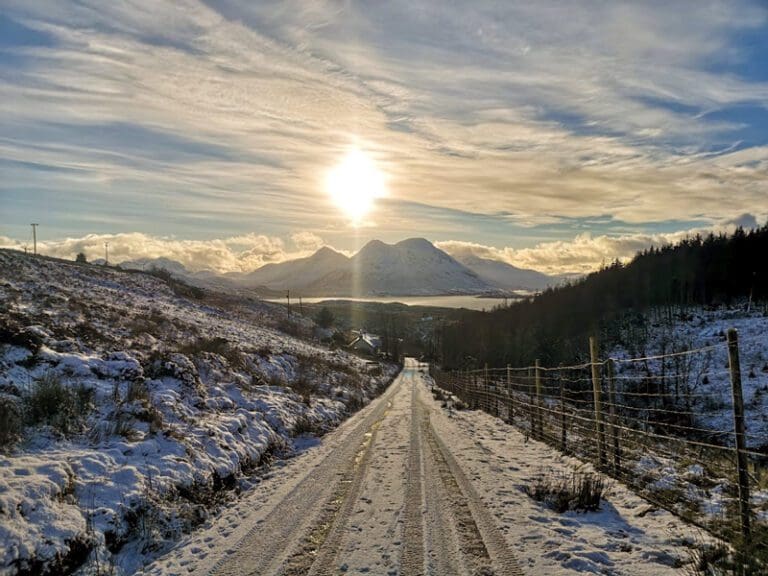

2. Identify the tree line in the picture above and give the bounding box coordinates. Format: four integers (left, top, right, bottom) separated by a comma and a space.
439, 223, 768, 370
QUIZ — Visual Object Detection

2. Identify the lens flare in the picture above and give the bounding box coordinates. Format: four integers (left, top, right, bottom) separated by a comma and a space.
325, 148, 386, 224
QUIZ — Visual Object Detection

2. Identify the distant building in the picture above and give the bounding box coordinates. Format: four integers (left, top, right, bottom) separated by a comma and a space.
348, 332, 382, 356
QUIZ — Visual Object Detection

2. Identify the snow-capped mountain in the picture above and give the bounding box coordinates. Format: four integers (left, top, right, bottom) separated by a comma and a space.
235, 246, 350, 291
238, 238, 492, 296
453, 253, 555, 291
116, 239, 559, 296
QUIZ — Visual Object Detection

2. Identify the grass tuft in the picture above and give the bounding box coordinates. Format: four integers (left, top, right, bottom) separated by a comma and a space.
524, 470, 606, 513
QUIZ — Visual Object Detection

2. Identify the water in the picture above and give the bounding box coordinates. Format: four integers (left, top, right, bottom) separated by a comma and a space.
264, 294, 525, 311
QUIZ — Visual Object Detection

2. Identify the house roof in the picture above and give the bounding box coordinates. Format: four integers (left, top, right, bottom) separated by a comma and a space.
349, 332, 381, 350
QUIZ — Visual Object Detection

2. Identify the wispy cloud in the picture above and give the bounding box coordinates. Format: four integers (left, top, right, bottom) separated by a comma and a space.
1, 0, 767, 247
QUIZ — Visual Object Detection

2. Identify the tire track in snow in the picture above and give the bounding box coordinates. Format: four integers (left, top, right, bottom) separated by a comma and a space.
419, 398, 466, 575
401, 378, 426, 575
302, 415, 384, 576
209, 378, 400, 576
418, 387, 525, 576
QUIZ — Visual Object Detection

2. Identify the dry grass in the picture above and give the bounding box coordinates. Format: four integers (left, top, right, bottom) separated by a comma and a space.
524, 470, 606, 513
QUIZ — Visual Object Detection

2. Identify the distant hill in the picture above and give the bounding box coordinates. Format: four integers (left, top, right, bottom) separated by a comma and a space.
235, 246, 350, 291
453, 253, 555, 291
117, 238, 560, 297
119, 257, 285, 298
440, 224, 768, 369
238, 238, 492, 296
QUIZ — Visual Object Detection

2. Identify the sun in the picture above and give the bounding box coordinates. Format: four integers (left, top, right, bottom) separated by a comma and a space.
325, 148, 386, 224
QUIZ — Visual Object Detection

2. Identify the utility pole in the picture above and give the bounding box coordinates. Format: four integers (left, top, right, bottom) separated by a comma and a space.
286, 290, 291, 318
104, 242, 109, 266
31, 223, 38, 255
299, 296, 303, 315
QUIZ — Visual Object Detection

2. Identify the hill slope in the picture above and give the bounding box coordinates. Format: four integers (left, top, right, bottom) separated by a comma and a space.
454, 253, 554, 291
237, 246, 350, 292
0, 249, 396, 575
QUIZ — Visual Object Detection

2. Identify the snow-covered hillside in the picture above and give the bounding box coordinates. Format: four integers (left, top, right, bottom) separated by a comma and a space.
239, 238, 494, 296
237, 246, 350, 291
453, 253, 555, 291
0, 250, 397, 575
608, 306, 768, 449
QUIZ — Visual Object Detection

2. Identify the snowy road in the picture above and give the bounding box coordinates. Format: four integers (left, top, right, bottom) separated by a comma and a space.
144, 359, 697, 576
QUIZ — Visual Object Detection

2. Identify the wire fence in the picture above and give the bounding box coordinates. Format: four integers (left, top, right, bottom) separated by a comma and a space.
430, 329, 767, 574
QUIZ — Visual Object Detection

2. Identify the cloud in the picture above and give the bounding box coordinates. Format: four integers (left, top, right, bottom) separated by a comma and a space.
437, 216, 764, 275
0, 231, 333, 273
290, 231, 325, 252
1, 0, 767, 242
723, 213, 759, 230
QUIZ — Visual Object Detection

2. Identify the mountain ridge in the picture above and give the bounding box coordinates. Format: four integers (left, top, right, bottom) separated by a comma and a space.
120, 238, 560, 296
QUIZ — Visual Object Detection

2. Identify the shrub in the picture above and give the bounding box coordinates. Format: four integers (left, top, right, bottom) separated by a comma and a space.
0, 322, 44, 352
179, 337, 244, 369
125, 379, 150, 403
315, 307, 335, 329
289, 371, 316, 405
345, 393, 365, 413
292, 414, 324, 436
0, 393, 24, 450
147, 407, 164, 435
453, 398, 468, 411
280, 319, 302, 337
524, 470, 605, 513
112, 413, 139, 440
682, 542, 733, 576
27, 372, 92, 435
146, 266, 204, 300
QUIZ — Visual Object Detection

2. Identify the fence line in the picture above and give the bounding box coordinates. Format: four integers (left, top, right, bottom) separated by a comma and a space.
429, 328, 766, 575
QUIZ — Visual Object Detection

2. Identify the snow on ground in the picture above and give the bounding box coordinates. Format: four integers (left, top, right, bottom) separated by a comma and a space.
603, 307, 768, 532
609, 306, 768, 449
145, 364, 707, 576
0, 250, 397, 575
141, 368, 414, 576
423, 379, 707, 575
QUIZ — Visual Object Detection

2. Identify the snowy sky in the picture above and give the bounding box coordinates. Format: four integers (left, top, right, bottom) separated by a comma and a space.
1, 1, 767, 274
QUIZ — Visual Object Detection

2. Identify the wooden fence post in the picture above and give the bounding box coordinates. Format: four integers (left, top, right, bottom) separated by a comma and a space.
606, 359, 621, 474
484, 363, 490, 414
507, 364, 514, 425
528, 367, 535, 437
589, 336, 606, 468
559, 373, 566, 452
535, 359, 543, 440
727, 328, 751, 560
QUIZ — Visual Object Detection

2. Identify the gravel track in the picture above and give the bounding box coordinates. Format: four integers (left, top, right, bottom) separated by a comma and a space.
161, 360, 524, 576
209, 381, 400, 576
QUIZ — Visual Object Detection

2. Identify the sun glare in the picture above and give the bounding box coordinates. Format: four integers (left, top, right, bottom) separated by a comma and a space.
325, 148, 386, 224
